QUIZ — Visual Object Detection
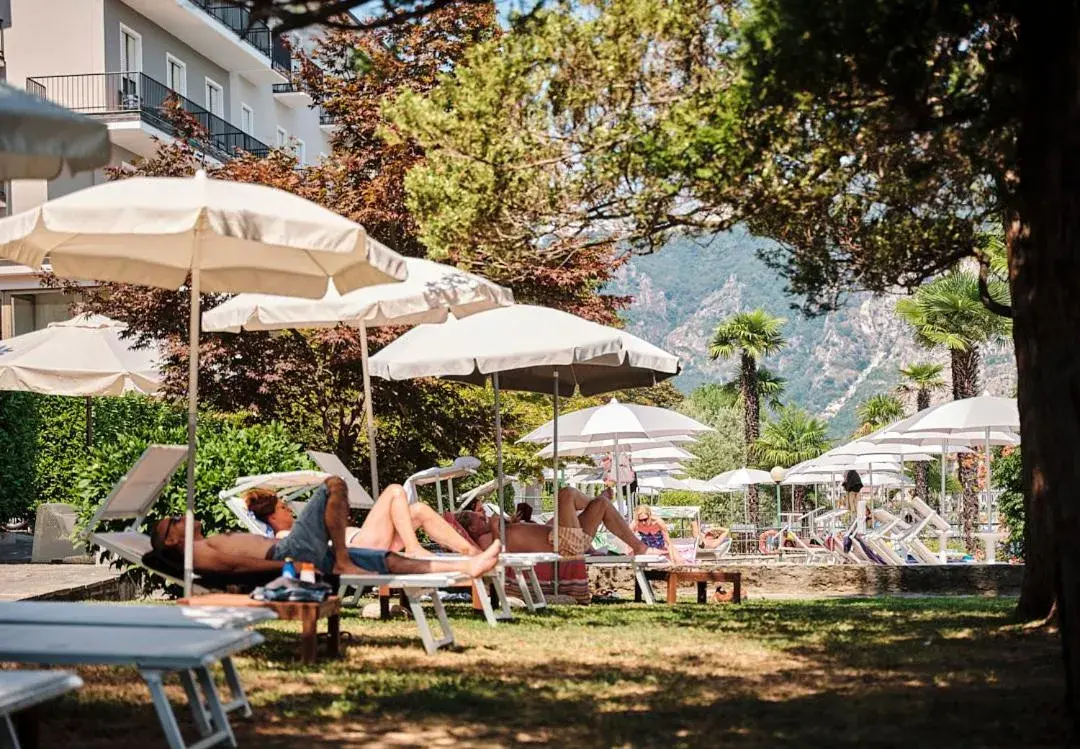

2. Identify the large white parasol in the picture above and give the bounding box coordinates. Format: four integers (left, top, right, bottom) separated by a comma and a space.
202, 253, 512, 496
0, 171, 408, 596
0, 82, 110, 179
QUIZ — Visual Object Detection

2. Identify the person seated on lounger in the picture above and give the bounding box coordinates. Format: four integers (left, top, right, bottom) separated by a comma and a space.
630, 505, 686, 564
456, 486, 651, 558
245, 481, 483, 558
152, 476, 500, 579
700, 526, 731, 550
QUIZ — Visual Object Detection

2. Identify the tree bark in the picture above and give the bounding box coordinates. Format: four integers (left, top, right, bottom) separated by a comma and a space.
951, 347, 982, 552
741, 351, 761, 524
1014, 3, 1080, 737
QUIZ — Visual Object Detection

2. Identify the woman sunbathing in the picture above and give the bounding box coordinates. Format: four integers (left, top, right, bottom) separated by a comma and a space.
630, 505, 685, 564
153, 476, 500, 579
456, 486, 651, 557
246, 481, 482, 558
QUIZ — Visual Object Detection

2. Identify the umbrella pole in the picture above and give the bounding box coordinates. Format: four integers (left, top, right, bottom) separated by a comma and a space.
552, 371, 560, 596
494, 372, 505, 546
84, 396, 93, 448
359, 323, 380, 497
941, 439, 948, 514
183, 263, 201, 599
984, 427, 992, 533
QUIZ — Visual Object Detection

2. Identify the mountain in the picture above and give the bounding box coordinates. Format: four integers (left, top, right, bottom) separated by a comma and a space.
608, 228, 1017, 437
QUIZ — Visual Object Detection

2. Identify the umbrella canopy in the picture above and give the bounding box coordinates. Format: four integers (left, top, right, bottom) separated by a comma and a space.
368, 305, 679, 396
710, 467, 775, 488
0, 170, 406, 297
627, 445, 694, 462
533, 435, 697, 458
633, 462, 686, 473
202, 254, 512, 332
637, 475, 692, 491
0, 82, 110, 179
897, 393, 1019, 433
202, 253, 512, 496
0, 170, 409, 598
0, 315, 161, 396
821, 440, 971, 459
520, 399, 710, 443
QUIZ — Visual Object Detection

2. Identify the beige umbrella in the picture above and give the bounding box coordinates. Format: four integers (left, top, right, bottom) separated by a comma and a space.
0, 170, 408, 596
0, 314, 162, 447
202, 254, 514, 496
0, 82, 110, 179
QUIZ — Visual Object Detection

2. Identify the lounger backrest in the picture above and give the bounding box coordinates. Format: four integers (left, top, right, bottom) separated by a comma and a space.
908, 497, 951, 532
307, 450, 375, 509
84, 445, 187, 534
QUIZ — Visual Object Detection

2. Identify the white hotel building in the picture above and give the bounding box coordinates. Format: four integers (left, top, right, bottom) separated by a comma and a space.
0, 0, 334, 338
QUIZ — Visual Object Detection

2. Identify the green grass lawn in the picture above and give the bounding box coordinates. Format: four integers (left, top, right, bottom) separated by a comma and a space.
35, 597, 1065, 747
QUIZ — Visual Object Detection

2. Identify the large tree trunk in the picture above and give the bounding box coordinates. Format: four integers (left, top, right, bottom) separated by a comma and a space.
952, 347, 982, 552
741, 351, 761, 524
1014, 3, 1080, 736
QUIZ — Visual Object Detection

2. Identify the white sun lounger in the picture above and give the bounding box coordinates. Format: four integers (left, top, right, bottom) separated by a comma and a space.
0, 671, 83, 749
584, 554, 668, 605
306, 451, 375, 509
0, 623, 263, 749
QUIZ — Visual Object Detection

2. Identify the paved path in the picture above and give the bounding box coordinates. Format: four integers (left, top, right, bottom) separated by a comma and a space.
0, 534, 121, 601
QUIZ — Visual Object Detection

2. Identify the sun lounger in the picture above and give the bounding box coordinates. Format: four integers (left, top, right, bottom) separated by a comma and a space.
306, 450, 375, 509
403, 457, 480, 510
0, 670, 82, 749
0, 623, 262, 749
584, 554, 668, 605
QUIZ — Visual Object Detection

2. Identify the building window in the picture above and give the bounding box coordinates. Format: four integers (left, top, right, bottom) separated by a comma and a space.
240, 104, 254, 134
276, 127, 288, 148
165, 54, 187, 96
204, 78, 224, 117
119, 24, 142, 99
293, 138, 305, 164
10, 292, 72, 338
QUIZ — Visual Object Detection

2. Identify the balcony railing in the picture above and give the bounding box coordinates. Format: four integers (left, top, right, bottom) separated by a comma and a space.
189, 1, 291, 74
319, 111, 337, 126
26, 72, 270, 162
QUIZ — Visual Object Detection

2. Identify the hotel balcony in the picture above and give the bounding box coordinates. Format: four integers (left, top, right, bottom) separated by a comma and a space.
27, 72, 271, 164
120, 0, 290, 84
272, 80, 313, 109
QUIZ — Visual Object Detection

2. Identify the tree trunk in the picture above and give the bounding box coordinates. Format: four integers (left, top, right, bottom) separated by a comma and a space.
741, 351, 761, 524
951, 347, 981, 552
914, 388, 930, 500
793, 485, 807, 515
1014, 3, 1080, 736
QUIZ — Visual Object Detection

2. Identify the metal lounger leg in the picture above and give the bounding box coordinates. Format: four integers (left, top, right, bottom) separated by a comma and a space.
474, 574, 499, 627
220, 657, 253, 718
633, 563, 657, 605
141, 670, 189, 749
525, 566, 548, 610
194, 666, 238, 749
403, 587, 455, 654
179, 670, 213, 738
4, 714, 21, 749
512, 567, 537, 612
491, 568, 513, 620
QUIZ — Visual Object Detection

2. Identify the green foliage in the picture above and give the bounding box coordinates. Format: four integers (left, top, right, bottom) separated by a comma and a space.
71, 419, 312, 538
895, 271, 1011, 354
678, 385, 745, 479
755, 406, 831, 468
715, 366, 786, 412
0, 392, 39, 524
855, 394, 907, 436
994, 447, 1024, 558
709, 310, 787, 363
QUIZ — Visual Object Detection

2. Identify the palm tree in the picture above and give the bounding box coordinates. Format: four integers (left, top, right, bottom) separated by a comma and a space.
854, 393, 906, 437
897, 362, 947, 501
756, 406, 831, 514
715, 366, 787, 412
896, 271, 1011, 551
709, 309, 786, 524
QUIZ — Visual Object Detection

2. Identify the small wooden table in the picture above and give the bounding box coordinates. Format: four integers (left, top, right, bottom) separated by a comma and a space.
179, 594, 342, 664
639, 568, 742, 604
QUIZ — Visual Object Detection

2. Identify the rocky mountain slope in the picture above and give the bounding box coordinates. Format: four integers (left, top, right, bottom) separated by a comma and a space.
609, 228, 1016, 437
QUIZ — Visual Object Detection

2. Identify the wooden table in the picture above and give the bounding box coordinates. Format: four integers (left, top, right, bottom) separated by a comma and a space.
636, 568, 742, 604
179, 594, 342, 664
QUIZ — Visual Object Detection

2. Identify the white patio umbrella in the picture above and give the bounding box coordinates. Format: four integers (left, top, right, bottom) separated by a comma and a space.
628, 445, 694, 462
533, 435, 697, 459
633, 461, 686, 474
368, 304, 679, 558
637, 475, 691, 491
0, 82, 110, 179
0, 170, 408, 597
0, 314, 162, 446
202, 253, 513, 496
709, 467, 774, 489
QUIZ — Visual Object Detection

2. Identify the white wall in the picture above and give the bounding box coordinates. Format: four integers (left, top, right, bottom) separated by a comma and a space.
229, 74, 331, 163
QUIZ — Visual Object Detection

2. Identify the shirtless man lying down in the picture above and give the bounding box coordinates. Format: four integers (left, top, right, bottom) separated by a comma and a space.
456, 487, 651, 557
151, 476, 499, 579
